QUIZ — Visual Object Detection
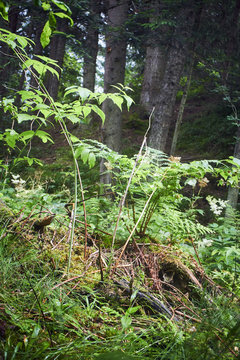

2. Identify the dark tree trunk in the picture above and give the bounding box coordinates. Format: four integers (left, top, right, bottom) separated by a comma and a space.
44, 19, 68, 100
225, 0, 240, 213
225, 125, 240, 216
29, 16, 45, 90
0, 5, 20, 98
148, 6, 197, 152
82, 0, 101, 91
100, 0, 129, 184
222, 0, 240, 82
140, 0, 166, 113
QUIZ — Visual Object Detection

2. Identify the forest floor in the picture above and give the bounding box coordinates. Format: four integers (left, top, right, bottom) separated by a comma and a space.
0, 95, 239, 359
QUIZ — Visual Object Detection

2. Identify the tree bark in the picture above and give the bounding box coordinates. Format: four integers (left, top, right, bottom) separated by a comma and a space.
100, 0, 129, 184
82, 0, 100, 91
140, 1, 166, 113
140, 46, 166, 113
224, 0, 240, 213
29, 17, 45, 90
44, 19, 68, 100
0, 5, 20, 98
148, 6, 196, 152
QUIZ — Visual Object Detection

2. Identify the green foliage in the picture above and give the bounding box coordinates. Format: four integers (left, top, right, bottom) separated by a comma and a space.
181, 295, 240, 360
0, 10, 239, 360
83, 145, 217, 242
0, 0, 8, 21
0, 28, 132, 174
58, 52, 82, 99
40, 0, 73, 48
177, 104, 235, 158
196, 215, 240, 293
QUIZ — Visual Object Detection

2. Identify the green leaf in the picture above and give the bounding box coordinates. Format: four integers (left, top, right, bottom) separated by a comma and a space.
14, 157, 43, 166
72, 104, 83, 116
27, 157, 34, 166
40, 20, 52, 48
82, 107, 91, 118
232, 157, 240, 166
64, 87, 92, 99
49, 11, 57, 30
98, 93, 108, 105
18, 90, 36, 102
124, 94, 133, 110
66, 114, 81, 124
20, 130, 35, 142
35, 55, 60, 68
130, 290, 138, 303
110, 94, 123, 110
0, 1, 8, 21
77, 87, 92, 100
70, 135, 80, 143
126, 306, 140, 315
121, 315, 132, 331
54, 12, 73, 26
42, 2, 51, 11
44, 64, 59, 78
88, 152, 96, 168
31, 324, 41, 339
4, 129, 19, 149
81, 148, 90, 164
91, 105, 105, 123
64, 86, 78, 97
17, 36, 28, 48
33, 104, 52, 118
17, 114, 35, 123
23, 58, 59, 78
74, 146, 83, 159
51, 0, 72, 14
35, 130, 54, 143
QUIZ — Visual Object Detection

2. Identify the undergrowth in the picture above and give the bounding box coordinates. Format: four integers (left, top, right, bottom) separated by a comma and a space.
0, 16, 239, 360
0, 147, 240, 359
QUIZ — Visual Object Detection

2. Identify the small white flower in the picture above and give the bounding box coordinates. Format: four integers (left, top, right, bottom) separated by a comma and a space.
206, 196, 228, 216
200, 238, 213, 247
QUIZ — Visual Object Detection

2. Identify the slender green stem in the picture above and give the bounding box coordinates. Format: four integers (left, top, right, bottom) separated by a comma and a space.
67, 158, 78, 277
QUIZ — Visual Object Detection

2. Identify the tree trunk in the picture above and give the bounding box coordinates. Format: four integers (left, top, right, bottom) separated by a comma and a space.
140, 1, 166, 113
0, 5, 20, 98
29, 19, 45, 90
170, 57, 194, 155
140, 46, 166, 113
148, 6, 196, 152
226, 123, 240, 215
82, 0, 100, 91
147, 0, 205, 153
222, 0, 240, 82
224, 0, 240, 214
100, 0, 129, 184
44, 19, 68, 100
